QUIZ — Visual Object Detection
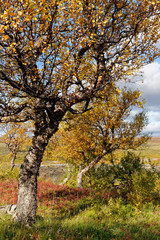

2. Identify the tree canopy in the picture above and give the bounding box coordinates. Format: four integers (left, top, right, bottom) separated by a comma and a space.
0, 0, 159, 124
47, 87, 149, 187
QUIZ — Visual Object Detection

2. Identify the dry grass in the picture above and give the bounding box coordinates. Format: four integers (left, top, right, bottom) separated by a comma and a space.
136, 137, 160, 161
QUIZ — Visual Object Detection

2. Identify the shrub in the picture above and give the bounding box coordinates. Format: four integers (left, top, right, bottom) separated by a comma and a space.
127, 170, 160, 206
84, 152, 160, 206
84, 152, 143, 190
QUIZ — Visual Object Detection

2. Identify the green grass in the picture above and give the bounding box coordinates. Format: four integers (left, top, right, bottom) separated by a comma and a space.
0, 139, 160, 239
0, 177, 160, 240
0, 200, 160, 239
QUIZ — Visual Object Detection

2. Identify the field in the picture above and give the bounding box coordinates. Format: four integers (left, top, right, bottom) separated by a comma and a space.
104, 137, 160, 165
0, 137, 160, 164
0, 138, 160, 239
136, 137, 160, 160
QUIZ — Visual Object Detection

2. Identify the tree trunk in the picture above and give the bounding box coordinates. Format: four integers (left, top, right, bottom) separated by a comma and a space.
11, 150, 17, 171
77, 169, 83, 188
60, 164, 72, 185
12, 126, 57, 224
76, 156, 102, 188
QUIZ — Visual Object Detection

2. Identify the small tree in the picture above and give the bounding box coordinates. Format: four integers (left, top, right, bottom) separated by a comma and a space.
0, 0, 159, 223
0, 122, 32, 170
47, 87, 149, 188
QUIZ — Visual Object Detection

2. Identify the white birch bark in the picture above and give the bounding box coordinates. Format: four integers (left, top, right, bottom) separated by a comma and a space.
77, 156, 102, 188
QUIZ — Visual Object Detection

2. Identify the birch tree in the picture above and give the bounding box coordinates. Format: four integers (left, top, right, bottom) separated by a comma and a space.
0, 0, 159, 223
47, 87, 149, 188
0, 122, 32, 170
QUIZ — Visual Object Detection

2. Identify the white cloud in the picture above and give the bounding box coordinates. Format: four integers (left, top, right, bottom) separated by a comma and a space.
136, 62, 160, 136
139, 62, 160, 94
142, 111, 160, 135
120, 61, 160, 136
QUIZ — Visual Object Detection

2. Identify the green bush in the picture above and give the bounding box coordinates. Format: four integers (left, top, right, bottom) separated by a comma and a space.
0, 165, 19, 180
127, 169, 160, 206
84, 152, 160, 206
85, 152, 143, 190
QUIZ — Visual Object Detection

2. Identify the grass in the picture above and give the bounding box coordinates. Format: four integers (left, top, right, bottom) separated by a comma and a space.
0, 198, 160, 239
135, 137, 160, 160
0, 139, 160, 239
0, 179, 160, 239
104, 137, 160, 165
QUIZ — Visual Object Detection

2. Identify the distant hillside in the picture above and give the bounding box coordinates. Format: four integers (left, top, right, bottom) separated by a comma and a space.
136, 137, 160, 160
149, 137, 160, 144
0, 137, 160, 165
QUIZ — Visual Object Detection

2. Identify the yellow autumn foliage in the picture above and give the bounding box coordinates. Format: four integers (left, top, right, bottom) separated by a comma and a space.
46, 87, 149, 166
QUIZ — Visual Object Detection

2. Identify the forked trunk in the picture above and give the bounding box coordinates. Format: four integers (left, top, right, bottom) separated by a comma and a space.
12, 126, 57, 224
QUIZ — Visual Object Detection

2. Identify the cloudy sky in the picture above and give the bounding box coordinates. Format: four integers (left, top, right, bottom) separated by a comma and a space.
129, 60, 160, 137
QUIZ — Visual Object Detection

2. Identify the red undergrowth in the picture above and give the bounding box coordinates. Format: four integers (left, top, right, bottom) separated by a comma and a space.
0, 180, 93, 208
0, 179, 114, 210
